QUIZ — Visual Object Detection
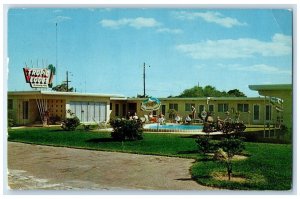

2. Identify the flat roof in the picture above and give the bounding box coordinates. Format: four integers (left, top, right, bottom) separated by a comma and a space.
249, 84, 292, 91
127, 97, 264, 101
8, 90, 125, 98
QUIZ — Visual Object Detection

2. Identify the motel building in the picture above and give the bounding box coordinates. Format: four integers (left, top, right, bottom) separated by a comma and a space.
8, 84, 292, 135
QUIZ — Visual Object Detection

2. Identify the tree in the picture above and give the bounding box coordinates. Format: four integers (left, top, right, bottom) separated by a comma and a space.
177, 85, 230, 97
177, 86, 203, 97
227, 89, 246, 97
52, 82, 74, 92
136, 94, 150, 98
47, 64, 56, 88
215, 137, 245, 180
176, 85, 247, 98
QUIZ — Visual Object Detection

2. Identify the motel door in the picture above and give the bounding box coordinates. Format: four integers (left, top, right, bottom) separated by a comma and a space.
69, 101, 106, 123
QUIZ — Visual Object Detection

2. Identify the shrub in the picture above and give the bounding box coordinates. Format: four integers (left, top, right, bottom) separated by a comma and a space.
110, 118, 143, 141
195, 136, 218, 155
61, 116, 80, 131
49, 115, 61, 125
168, 109, 177, 121
202, 122, 217, 133
8, 118, 16, 128
8, 110, 16, 127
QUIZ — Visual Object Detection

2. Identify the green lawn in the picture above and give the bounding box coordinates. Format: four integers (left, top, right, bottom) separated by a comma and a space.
8, 127, 293, 190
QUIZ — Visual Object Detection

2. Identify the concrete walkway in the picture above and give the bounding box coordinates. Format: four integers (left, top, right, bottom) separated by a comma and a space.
7, 142, 216, 191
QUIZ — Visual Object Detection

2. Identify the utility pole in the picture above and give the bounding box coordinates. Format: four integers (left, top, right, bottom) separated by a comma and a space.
55, 23, 58, 85
143, 62, 150, 97
65, 71, 71, 92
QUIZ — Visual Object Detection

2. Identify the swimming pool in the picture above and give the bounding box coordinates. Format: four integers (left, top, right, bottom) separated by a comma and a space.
144, 123, 203, 132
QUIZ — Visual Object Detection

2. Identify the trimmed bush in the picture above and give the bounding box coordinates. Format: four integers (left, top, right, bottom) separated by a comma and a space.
8, 118, 16, 128
8, 110, 17, 127
195, 136, 218, 155
110, 118, 143, 141
61, 116, 80, 131
49, 115, 61, 125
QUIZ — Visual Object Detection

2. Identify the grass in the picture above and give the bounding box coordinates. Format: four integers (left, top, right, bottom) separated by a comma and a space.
191, 142, 292, 190
8, 127, 293, 190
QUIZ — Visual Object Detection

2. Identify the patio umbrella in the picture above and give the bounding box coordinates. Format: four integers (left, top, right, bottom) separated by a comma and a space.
141, 97, 161, 111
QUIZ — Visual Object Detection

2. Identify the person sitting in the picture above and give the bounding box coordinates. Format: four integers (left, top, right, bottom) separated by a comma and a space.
158, 113, 165, 124
216, 116, 223, 130
132, 112, 139, 120
126, 112, 132, 120
185, 115, 192, 124
149, 112, 157, 123
149, 112, 153, 119
205, 112, 214, 123
207, 115, 214, 123
175, 114, 181, 123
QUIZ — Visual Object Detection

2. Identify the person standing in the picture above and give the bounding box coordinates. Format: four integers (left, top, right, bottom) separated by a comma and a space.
191, 106, 196, 120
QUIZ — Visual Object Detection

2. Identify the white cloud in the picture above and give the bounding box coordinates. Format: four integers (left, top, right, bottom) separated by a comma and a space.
219, 63, 291, 75
156, 28, 183, 34
235, 64, 291, 75
176, 33, 292, 59
49, 16, 71, 23
99, 17, 161, 29
173, 11, 247, 28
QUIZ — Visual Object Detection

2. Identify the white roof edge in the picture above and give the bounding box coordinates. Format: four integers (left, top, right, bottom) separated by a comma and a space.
110, 97, 128, 100
41, 91, 125, 97
8, 90, 125, 98
126, 97, 263, 101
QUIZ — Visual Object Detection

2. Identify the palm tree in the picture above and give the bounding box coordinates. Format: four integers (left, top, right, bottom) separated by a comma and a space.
47, 64, 56, 88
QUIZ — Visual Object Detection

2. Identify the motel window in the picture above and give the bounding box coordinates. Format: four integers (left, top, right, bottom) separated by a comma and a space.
122, 104, 126, 117
198, 105, 205, 113
161, 105, 166, 116
115, 104, 120, 117
209, 105, 214, 112
218, 103, 228, 112
22, 101, 29, 119
8, 99, 13, 110
253, 105, 260, 121
266, 105, 272, 121
237, 104, 249, 112
110, 103, 112, 110
169, 103, 178, 111
185, 103, 195, 111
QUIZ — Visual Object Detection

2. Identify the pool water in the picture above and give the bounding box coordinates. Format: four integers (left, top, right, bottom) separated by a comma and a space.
145, 123, 203, 131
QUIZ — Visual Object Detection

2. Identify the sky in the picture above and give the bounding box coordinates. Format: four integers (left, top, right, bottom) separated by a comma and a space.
6, 8, 293, 97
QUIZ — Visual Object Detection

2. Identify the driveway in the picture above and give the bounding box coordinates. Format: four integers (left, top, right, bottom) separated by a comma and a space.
7, 142, 215, 191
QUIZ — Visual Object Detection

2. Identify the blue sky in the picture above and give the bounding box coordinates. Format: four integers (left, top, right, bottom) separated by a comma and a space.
7, 8, 293, 97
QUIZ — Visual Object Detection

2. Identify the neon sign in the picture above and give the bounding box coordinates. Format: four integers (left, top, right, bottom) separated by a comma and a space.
23, 68, 53, 88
